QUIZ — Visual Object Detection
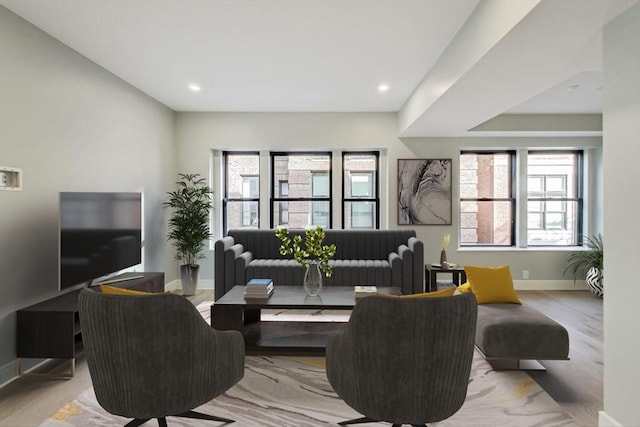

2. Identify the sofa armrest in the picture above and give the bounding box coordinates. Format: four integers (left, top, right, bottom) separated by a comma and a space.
388, 252, 402, 288
397, 244, 414, 295
408, 237, 424, 293
214, 236, 235, 301
234, 250, 253, 287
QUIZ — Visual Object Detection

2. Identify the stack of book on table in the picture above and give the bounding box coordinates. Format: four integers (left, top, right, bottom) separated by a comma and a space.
354, 285, 377, 299
244, 278, 274, 299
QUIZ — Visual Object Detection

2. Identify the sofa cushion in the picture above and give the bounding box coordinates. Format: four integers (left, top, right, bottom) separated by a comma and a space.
329, 259, 392, 287
246, 259, 303, 285
228, 229, 417, 260
245, 258, 394, 287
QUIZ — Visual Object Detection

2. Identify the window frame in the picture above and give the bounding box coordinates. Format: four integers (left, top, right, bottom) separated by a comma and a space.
342, 151, 380, 229
459, 150, 516, 247
222, 151, 260, 234
270, 151, 333, 229
526, 150, 584, 247
459, 149, 585, 248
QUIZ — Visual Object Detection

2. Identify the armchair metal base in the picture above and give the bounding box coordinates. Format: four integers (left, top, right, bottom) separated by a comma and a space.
338, 417, 426, 427
338, 417, 375, 425
124, 410, 235, 427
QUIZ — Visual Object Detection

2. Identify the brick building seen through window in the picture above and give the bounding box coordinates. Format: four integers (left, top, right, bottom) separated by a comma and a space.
223, 151, 379, 234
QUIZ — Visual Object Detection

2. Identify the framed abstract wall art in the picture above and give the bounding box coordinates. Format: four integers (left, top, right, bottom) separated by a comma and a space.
398, 159, 452, 225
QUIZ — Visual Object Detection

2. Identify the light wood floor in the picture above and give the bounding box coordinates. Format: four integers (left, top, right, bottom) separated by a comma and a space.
520, 290, 603, 427
0, 290, 603, 427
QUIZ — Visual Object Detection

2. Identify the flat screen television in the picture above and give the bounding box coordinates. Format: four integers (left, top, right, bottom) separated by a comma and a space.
59, 192, 142, 290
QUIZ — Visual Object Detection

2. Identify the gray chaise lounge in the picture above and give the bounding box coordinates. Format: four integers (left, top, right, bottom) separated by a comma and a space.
475, 303, 570, 369
214, 229, 424, 300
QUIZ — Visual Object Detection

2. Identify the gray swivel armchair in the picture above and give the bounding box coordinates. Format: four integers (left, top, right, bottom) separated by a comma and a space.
326, 293, 477, 427
78, 289, 245, 427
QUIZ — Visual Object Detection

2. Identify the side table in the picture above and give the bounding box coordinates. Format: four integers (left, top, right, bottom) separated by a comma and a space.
425, 264, 467, 292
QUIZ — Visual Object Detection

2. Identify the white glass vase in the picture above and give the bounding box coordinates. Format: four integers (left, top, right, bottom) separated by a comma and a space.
303, 260, 323, 296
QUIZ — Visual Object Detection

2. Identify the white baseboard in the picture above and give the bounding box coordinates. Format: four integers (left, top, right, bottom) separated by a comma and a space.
513, 279, 588, 291
0, 359, 17, 389
435, 279, 588, 291
599, 411, 623, 427
167, 279, 586, 293
165, 279, 180, 291
0, 358, 52, 390
197, 279, 215, 289
165, 279, 215, 292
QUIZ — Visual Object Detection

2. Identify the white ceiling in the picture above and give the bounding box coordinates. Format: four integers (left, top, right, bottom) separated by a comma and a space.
1, 0, 638, 136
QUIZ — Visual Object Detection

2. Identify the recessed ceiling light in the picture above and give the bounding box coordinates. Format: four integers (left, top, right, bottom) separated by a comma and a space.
378, 83, 390, 92
188, 83, 201, 92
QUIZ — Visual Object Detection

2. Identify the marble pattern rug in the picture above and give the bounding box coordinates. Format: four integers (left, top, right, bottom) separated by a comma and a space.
41, 354, 576, 427
41, 302, 577, 426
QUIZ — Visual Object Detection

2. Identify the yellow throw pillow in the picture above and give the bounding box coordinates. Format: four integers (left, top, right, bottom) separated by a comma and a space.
376, 287, 456, 299
457, 282, 472, 293
99, 284, 154, 296
464, 265, 521, 304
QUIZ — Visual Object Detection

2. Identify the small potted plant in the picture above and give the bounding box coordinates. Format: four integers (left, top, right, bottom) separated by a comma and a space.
276, 226, 336, 296
564, 233, 604, 297
164, 173, 213, 296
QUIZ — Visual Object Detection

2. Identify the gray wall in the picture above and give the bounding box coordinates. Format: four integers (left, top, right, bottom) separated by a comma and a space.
0, 7, 176, 385
602, 3, 640, 425
175, 112, 602, 286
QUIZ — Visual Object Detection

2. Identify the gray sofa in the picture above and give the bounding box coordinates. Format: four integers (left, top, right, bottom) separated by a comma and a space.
214, 229, 424, 300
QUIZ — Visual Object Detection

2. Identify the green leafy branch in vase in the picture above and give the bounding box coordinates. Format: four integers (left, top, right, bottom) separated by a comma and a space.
275, 226, 337, 277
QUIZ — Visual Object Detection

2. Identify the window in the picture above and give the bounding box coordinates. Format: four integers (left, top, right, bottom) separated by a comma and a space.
271, 152, 332, 228
223, 152, 260, 232
343, 152, 379, 229
527, 152, 582, 246
222, 150, 380, 232
460, 151, 515, 246
459, 150, 583, 247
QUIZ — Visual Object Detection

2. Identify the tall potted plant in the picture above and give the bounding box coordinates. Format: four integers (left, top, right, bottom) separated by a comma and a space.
164, 173, 213, 296
564, 233, 604, 297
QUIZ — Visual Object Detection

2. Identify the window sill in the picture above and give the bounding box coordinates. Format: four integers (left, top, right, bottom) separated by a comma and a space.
457, 246, 583, 252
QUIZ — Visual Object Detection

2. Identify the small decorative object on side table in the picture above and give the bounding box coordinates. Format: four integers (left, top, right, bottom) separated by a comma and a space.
440, 233, 451, 269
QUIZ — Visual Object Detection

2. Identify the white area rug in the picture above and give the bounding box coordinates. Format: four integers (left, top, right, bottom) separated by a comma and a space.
40, 303, 577, 427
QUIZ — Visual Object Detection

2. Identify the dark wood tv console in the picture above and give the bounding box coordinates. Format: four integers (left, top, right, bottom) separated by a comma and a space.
16, 272, 164, 378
